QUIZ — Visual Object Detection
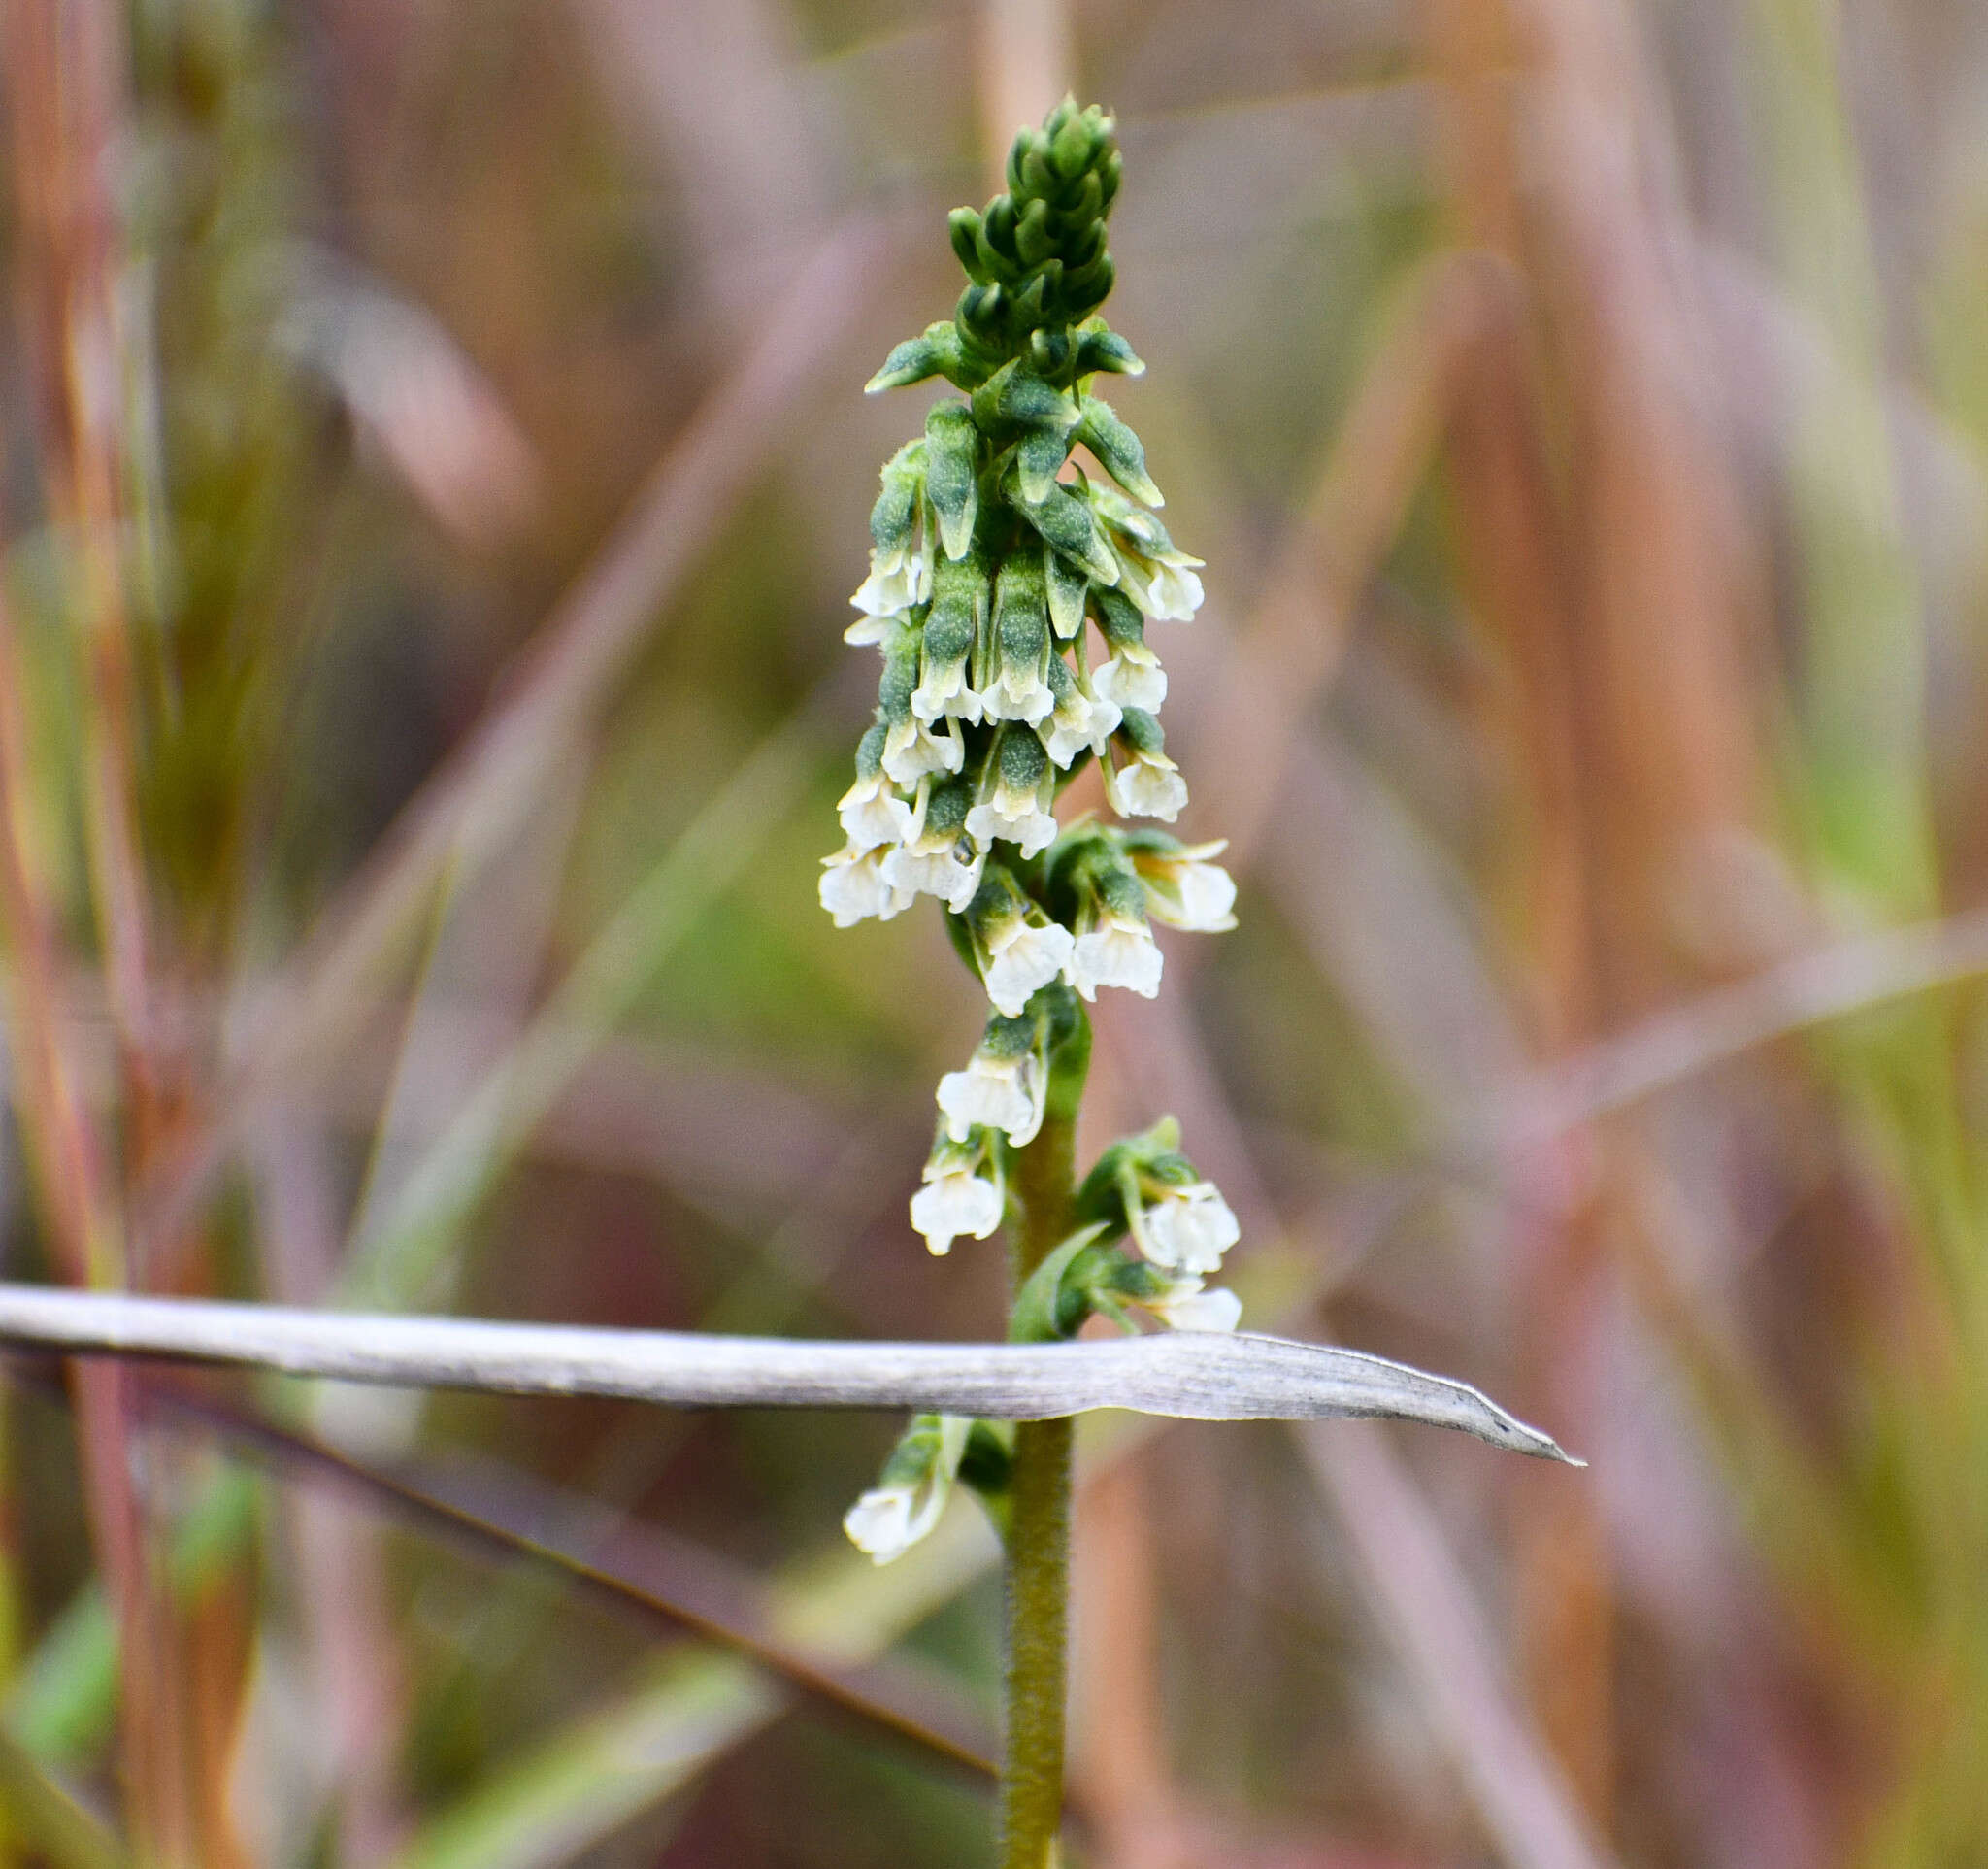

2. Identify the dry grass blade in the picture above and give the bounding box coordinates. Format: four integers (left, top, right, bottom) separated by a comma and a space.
138, 219, 895, 1251
0, 1285, 1576, 1458
0, 1726, 126, 1869
1501, 902, 1988, 1146
1297, 1423, 1622, 1869
132, 1379, 998, 1784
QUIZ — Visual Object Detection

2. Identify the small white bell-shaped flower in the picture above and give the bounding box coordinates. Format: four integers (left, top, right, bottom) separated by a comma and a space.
938, 1015, 1046, 1147
818, 843, 913, 928
844, 1414, 972, 1563
1141, 1181, 1241, 1275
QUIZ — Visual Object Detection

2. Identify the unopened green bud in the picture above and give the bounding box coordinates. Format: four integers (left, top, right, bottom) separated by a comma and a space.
870, 440, 926, 555
924, 402, 979, 559
1072, 322, 1143, 378
1077, 398, 1162, 506
867, 322, 970, 393
1011, 473, 1119, 585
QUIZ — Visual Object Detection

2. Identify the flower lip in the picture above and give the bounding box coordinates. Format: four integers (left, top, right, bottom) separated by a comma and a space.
818, 845, 913, 927
978, 916, 1076, 1017
837, 770, 913, 851
1106, 748, 1188, 822
911, 1161, 1004, 1255
1143, 1276, 1242, 1333
882, 714, 966, 787
1070, 906, 1163, 1001
1140, 1181, 1240, 1275
938, 1047, 1046, 1146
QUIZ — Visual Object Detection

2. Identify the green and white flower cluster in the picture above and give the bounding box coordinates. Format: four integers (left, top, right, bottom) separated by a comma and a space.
823, 100, 1245, 1564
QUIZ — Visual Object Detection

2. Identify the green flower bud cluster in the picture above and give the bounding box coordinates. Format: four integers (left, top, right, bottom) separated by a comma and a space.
870, 98, 1137, 394
826, 103, 1245, 1565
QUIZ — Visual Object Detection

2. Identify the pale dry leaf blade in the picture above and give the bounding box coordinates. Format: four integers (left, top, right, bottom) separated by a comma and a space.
0, 1287, 1576, 1462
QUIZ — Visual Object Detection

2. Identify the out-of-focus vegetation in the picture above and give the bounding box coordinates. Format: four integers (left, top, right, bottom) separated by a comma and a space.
4, 0, 1988, 1862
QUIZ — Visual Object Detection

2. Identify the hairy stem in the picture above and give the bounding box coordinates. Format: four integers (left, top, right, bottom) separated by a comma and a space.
1001, 1030, 1081, 1869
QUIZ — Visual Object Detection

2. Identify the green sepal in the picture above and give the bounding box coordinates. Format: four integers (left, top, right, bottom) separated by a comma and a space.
1115, 705, 1165, 756
992, 552, 1051, 679
997, 716, 1048, 789
972, 358, 1080, 439
867, 322, 975, 393
1009, 472, 1119, 584
949, 208, 993, 283
1077, 397, 1162, 506
869, 440, 927, 555
1072, 322, 1143, 378
1044, 546, 1089, 639
923, 402, 979, 559
1016, 426, 1071, 505
1092, 584, 1145, 650
853, 718, 889, 780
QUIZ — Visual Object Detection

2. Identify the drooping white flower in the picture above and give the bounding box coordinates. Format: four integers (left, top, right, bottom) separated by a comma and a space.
1133, 838, 1238, 932
844, 1415, 971, 1563
966, 730, 1059, 857
938, 1048, 1045, 1147
982, 657, 1055, 726
882, 712, 965, 787
882, 826, 983, 913
818, 844, 913, 928
966, 791, 1059, 857
910, 1158, 1004, 1255
1041, 659, 1117, 768
1091, 485, 1205, 622
911, 591, 983, 725
1141, 1275, 1242, 1333
850, 536, 933, 617
1118, 552, 1204, 623
1091, 644, 1168, 714
1070, 904, 1163, 1001
837, 769, 913, 851
980, 916, 1077, 1018
1105, 746, 1188, 821
1141, 1181, 1240, 1275
983, 555, 1055, 725
911, 654, 983, 726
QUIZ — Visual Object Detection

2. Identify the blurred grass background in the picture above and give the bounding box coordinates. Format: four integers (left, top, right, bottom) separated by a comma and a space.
3, 0, 1988, 1862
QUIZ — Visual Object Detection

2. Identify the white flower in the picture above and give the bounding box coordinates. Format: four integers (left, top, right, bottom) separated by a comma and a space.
980, 917, 1076, 1018
882, 713, 965, 786
844, 1416, 971, 1564
837, 770, 913, 851
881, 837, 983, 914
851, 538, 932, 617
1142, 1181, 1240, 1275
910, 1162, 1004, 1255
818, 845, 912, 927
966, 796, 1059, 857
911, 655, 983, 725
938, 1049, 1045, 1146
1091, 487, 1205, 622
1105, 747, 1188, 821
982, 656, 1055, 725
1070, 906, 1163, 1001
1142, 1275, 1242, 1333
1128, 555, 1204, 622
1091, 646, 1168, 714
1134, 840, 1237, 932
844, 614, 896, 647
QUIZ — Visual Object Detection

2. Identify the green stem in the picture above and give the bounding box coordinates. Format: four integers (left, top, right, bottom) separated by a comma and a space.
1000, 1003, 1084, 1869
